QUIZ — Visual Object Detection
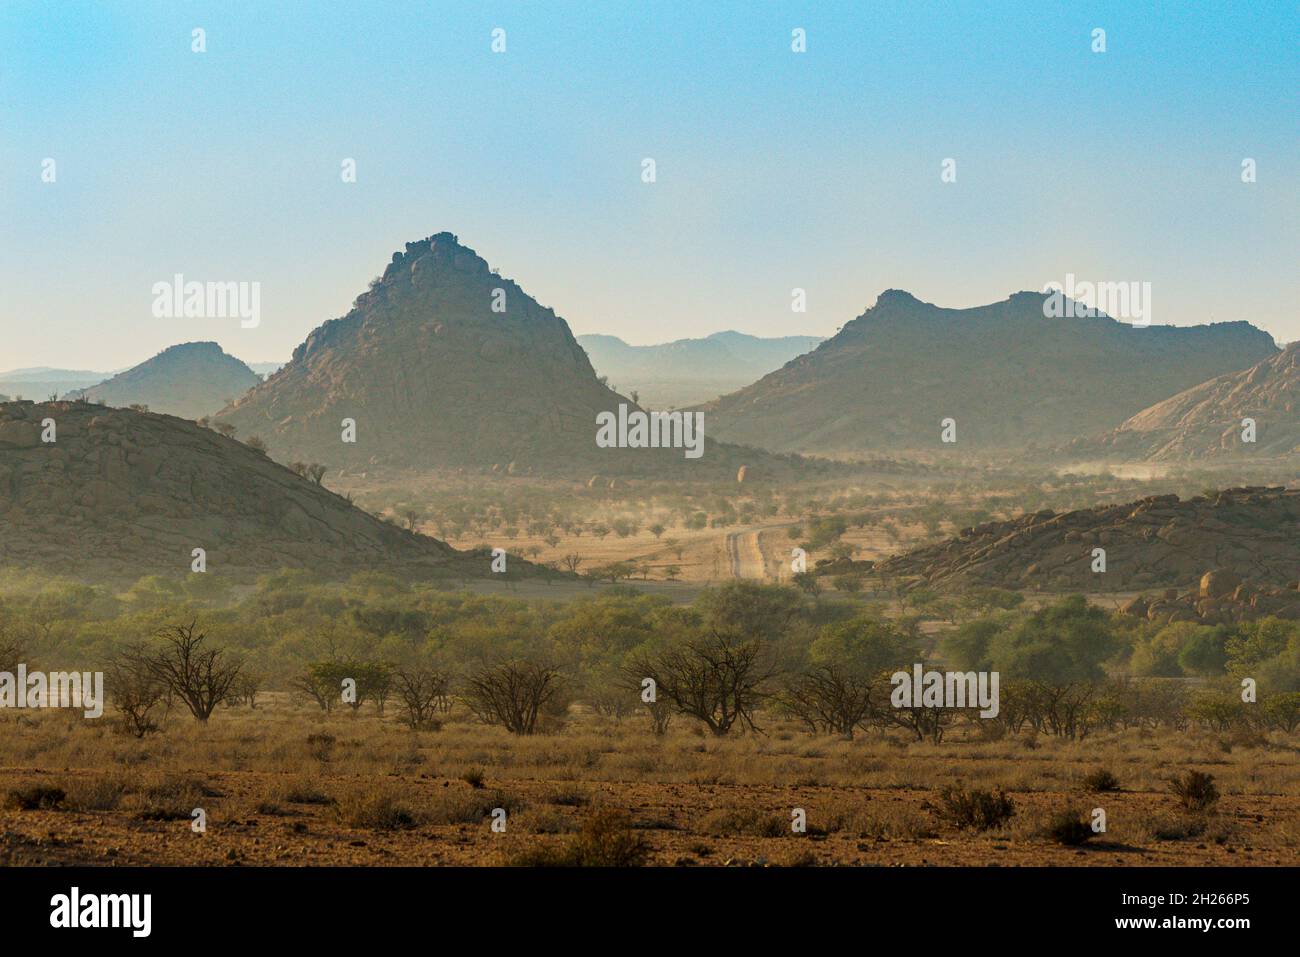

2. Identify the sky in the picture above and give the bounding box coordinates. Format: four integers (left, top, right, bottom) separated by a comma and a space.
1, 0, 1296, 371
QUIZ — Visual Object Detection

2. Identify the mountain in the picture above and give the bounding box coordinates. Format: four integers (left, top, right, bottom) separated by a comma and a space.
577, 331, 822, 408
1075, 342, 1300, 462
65, 342, 261, 420
0, 401, 489, 582
879, 487, 1300, 594
0, 367, 112, 403
696, 290, 1278, 457
212, 232, 776, 478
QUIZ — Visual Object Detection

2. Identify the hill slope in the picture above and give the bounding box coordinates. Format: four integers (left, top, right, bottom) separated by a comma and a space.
879, 487, 1300, 593
578, 331, 821, 407
213, 232, 774, 478
67, 342, 261, 420
0, 401, 487, 581
697, 290, 1277, 456
1075, 342, 1300, 462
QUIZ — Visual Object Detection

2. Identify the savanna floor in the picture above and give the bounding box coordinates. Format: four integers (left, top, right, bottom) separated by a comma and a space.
2, 694, 1298, 867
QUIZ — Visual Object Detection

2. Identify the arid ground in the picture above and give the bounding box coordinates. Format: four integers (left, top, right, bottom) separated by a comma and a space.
3, 693, 1297, 867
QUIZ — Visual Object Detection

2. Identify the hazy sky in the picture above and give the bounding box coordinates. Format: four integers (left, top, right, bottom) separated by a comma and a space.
2, 0, 1296, 371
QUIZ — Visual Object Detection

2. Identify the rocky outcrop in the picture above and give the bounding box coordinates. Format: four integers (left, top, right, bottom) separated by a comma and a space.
1074, 342, 1300, 462
697, 290, 1276, 456
0, 400, 498, 582
879, 487, 1300, 593
1118, 572, 1300, 625
66, 342, 261, 420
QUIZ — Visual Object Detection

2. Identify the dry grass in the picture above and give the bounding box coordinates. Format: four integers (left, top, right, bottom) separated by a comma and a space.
1, 692, 1298, 866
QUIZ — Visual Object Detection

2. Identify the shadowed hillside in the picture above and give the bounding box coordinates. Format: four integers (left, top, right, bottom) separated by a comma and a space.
0, 400, 493, 582
698, 290, 1278, 457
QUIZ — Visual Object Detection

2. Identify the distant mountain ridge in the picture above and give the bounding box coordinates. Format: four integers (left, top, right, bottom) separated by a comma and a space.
697, 290, 1278, 457
0, 366, 113, 403
65, 342, 261, 420
578, 331, 821, 408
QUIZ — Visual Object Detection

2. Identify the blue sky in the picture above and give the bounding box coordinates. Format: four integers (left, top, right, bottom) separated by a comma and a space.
1, 0, 1296, 370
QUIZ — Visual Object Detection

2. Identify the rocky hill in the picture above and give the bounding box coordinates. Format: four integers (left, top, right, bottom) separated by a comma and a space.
697, 290, 1277, 457
578, 331, 821, 408
0, 401, 494, 582
879, 487, 1300, 593
1074, 342, 1300, 462
213, 233, 773, 479
66, 342, 261, 420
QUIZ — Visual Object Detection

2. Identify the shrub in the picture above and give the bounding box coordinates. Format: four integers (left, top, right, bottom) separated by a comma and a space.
135, 773, 209, 821
702, 806, 786, 838
461, 768, 486, 789
5, 785, 66, 810
1044, 809, 1094, 846
334, 789, 418, 829
511, 809, 650, 867
279, 778, 333, 806
933, 786, 1015, 831
1169, 770, 1220, 813
64, 774, 131, 811
1082, 768, 1121, 792
426, 788, 522, 826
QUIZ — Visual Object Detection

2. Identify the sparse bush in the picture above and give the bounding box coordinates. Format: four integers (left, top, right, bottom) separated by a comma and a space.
64, 774, 131, 811
334, 789, 417, 829
135, 773, 209, 821
1082, 768, 1121, 792
702, 806, 786, 838
1169, 770, 1220, 813
5, 785, 66, 810
511, 809, 649, 867
933, 786, 1015, 831
1044, 809, 1095, 846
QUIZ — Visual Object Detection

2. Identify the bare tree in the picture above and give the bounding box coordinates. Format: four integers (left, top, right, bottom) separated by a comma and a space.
107, 644, 166, 738
464, 661, 562, 735
145, 621, 243, 722
626, 633, 777, 736
394, 667, 451, 730
780, 664, 878, 739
